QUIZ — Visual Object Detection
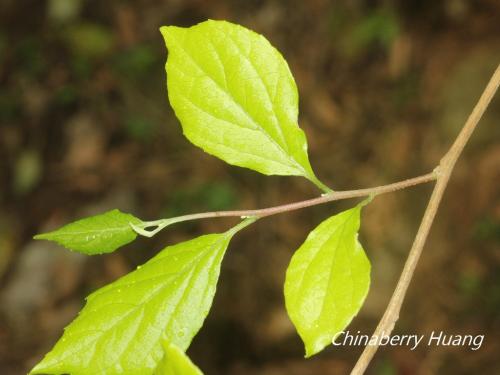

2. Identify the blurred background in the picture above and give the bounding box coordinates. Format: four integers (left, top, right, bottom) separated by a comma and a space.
0, 0, 499, 374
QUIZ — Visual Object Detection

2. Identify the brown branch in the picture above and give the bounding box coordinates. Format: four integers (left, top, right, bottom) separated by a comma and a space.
351, 63, 500, 375
135, 172, 437, 237
183, 172, 436, 218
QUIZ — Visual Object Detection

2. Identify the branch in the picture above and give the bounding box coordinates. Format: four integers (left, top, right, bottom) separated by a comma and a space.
351, 63, 500, 375
133, 172, 437, 237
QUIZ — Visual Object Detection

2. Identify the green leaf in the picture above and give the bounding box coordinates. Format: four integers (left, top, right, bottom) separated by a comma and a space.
34, 209, 142, 255
161, 20, 330, 192
284, 205, 370, 357
154, 341, 203, 375
31, 219, 254, 375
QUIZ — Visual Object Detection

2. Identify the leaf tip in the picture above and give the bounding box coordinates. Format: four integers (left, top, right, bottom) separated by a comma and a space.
159, 25, 169, 36
159, 25, 185, 45
29, 359, 50, 375
303, 336, 330, 358
33, 232, 49, 241
304, 348, 314, 359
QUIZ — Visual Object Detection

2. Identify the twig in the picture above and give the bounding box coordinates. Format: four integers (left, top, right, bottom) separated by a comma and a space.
351, 64, 500, 375
133, 172, 437, 237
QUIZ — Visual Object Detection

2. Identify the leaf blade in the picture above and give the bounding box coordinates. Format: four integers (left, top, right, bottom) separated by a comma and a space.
34, 209, 142, 255
284, 205, 371, 357
161, 20, 327, 190
30, 221, 251, 374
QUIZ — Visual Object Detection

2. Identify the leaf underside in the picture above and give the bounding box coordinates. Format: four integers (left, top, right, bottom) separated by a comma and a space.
31, 230, 237, 375
284, 205, 371, 357
161, 20, 327, 189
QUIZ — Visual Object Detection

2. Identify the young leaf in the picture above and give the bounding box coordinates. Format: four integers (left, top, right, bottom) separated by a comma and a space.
284, 205, 370, 357
161, 20, 330, 192
30, 219, 254, 375
154, 341, 203, 375
34, 209, 142, 255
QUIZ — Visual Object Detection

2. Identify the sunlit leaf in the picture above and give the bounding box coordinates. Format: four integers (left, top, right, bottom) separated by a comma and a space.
161, 20, 329, 192
31, 219, 254, 374
284, 205, 370, 357
34, 209, 142, 255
